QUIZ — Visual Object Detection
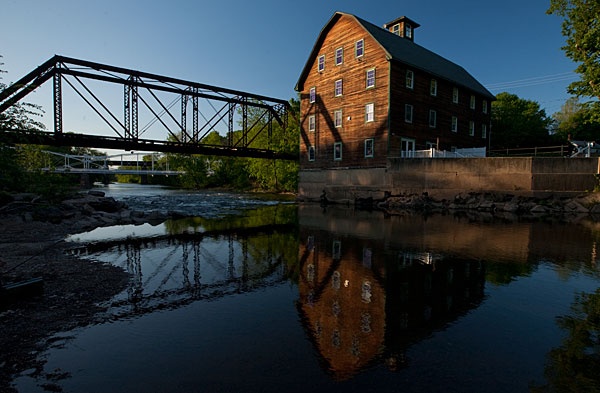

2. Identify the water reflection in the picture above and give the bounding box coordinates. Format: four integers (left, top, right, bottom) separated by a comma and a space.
534, 288, 600, 392
297, 207, 486, 380
18, 201, 600, 392
68, 205, 299, 319
296, 204, 600, 385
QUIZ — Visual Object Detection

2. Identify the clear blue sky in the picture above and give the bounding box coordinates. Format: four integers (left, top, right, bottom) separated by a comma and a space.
1, 0, 576, 133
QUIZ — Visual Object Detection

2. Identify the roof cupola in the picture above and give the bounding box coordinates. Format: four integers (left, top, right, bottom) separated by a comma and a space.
383, 16, 420, 42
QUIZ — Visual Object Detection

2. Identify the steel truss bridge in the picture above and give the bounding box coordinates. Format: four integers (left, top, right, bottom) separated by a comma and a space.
67, 224, 295, 320
0, 55, 296, 160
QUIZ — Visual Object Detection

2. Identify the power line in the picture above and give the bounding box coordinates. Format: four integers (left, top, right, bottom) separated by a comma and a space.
485, 72, 577, 91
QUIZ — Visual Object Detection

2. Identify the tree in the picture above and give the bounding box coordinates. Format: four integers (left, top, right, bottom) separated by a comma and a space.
491, 92, 552, 149
0, 56, 45, 131
547, 0, 600, 99
552, 97, 600, 142
243, 98, 299, 192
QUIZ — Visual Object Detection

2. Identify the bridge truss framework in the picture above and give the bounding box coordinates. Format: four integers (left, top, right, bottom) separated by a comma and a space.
0, 55, 296, 160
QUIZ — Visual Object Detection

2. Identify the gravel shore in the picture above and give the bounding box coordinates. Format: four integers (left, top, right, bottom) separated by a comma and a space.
0, 191, 171, 392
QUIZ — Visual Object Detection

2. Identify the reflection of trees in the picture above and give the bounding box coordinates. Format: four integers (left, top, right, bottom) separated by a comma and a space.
533, 289, 600, 392
163, 204, 297, 233
484, 262, 535, 286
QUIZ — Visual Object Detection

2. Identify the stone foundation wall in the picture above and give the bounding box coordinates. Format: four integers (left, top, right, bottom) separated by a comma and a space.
298, 157, 600, 202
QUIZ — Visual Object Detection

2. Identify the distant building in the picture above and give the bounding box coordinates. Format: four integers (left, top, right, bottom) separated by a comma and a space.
295, 12, 495, 169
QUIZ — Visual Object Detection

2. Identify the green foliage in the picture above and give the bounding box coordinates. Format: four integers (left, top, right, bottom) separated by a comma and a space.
153, 99, 299, 193
548, 0, 600, 99
491, 92, 552, 149
244, 98, 299, 192
552, 98, 600, 143
532, 288, 600, 392
0, 56, 80, 200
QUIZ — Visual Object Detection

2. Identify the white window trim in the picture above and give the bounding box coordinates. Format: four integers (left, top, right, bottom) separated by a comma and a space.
309, 87, 316, 104
469, 120, 475, 136
335, 79, 343, 97
334, 109, 342, 128
335, 47, 344, 66
406, 70, 414, 89
365, 103, 375, 123
308, 146, 315, 161
470, 95, 476, 110
364, 138, 374, 158
429, 110, 437, 128
355, 39, 364, 58
482, 124, 487, 139
308, 115, 315, 132
452, 87, 459, 104
482, 100, 488, 114
405, 104, 413, 123
451, 116, 458, 132
366, 68, 375, 89
318, 55, 325, 72
334, 142, 343, 161
430, 79, 437, 96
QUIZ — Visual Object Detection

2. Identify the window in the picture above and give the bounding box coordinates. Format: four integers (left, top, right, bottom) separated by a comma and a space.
406, 70, 414, 89
405, 24, 412, 39
430, 79, 437, 96
318, 55, 325, 72
469, 121, 475, 136
405, 104, 413, 123
365, 103, 374, 122
335, 47, 343, 65
334, 110, 342, 128
482, 124, 487, 139
308, 146, 315, 161
366, 68, 375, 89
429, 110, 437, 128
334, 142, 342, 160
308, 115, 315, 132
334, 79, 343, 96
309, 87, 316, 103
453, 87, 459, 103
451, 116, 458, 132
470, 95, 476, 109
355, 39, 364, 58
482, 100, 488, 114
392, 24, 400, 35
365, 139, 374, 158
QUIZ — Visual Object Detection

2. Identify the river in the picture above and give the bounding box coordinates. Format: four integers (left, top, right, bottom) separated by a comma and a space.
13, 184, 600, 392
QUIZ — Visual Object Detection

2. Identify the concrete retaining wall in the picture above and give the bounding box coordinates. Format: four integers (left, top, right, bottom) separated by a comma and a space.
298, 157, 600, 202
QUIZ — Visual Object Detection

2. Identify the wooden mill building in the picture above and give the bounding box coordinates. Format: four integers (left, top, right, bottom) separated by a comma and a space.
295, 12, 495, 170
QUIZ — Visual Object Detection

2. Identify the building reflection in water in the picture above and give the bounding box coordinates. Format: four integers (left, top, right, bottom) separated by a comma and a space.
297, 205, 485, 380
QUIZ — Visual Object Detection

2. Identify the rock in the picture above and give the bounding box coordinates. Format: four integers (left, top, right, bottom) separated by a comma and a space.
501, 203, 519, 213
119, 210, 132, 220
87, 190, 105, 197
564, 201, 589, 213
87, 197, 122, 213
530, 205, 548, 213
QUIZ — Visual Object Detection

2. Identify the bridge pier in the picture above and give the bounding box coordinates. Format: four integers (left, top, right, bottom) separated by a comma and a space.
140, 174, 149, 185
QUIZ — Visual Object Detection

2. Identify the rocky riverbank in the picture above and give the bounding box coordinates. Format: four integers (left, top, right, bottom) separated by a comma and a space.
353, 191, 600, 221
0, 190, 180, 393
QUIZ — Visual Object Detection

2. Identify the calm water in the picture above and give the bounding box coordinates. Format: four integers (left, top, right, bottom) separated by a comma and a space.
13, 184, 600, 392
